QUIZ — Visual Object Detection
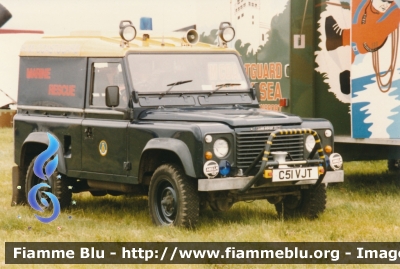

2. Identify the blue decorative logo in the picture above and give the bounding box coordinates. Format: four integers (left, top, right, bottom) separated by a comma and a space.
33, 133, 59, 180
27, 133, 61, 223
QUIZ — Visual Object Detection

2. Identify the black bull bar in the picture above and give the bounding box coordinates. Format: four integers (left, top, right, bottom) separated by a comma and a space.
239, 128, 327, 193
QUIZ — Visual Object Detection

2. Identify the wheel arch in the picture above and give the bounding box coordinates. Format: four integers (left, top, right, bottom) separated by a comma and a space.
139, 138, 196, 183
20, 132, 67, 174
148, 163, 199, 227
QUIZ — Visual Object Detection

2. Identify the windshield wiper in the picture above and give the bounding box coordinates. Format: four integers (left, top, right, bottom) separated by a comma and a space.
160, 80, 192, 97
209, 83, 241, 95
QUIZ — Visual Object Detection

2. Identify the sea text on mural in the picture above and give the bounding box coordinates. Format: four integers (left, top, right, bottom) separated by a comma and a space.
244, 62, 283, 111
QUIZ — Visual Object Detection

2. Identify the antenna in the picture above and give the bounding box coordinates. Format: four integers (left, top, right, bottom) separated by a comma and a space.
0, 88, 17, 103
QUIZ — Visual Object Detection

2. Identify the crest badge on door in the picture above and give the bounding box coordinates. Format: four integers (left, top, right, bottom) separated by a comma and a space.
99, 140, 108, 156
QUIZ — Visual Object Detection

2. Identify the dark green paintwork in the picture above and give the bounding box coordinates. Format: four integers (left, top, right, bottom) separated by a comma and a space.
14, 49, 337, 190
313, 0, 351, 135
290, 0, 315, 117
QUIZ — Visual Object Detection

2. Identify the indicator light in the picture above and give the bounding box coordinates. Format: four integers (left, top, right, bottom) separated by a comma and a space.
318, 166, 325, 175
264, 169, 273, 178
324, 145, 333, 154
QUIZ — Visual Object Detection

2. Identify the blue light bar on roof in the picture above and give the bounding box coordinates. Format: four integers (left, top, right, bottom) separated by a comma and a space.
140, 17, 153, 30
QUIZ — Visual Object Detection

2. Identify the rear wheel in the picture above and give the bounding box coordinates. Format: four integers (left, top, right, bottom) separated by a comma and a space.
148, 164, 199, 227
275, 184, 326, 219
25, 156, 72, 209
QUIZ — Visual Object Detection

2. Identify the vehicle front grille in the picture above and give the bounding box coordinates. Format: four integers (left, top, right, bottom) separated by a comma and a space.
235, 129, 304, 170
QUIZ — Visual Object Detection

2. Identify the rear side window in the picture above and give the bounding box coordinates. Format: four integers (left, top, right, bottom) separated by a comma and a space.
18, 57, 86, 108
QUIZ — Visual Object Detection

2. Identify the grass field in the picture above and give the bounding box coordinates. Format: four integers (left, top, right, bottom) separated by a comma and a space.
1, 127, 400, 268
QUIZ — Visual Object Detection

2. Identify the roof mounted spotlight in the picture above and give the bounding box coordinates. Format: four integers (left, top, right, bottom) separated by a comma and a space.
218, 22, 235, 47
119, 20, 136, 47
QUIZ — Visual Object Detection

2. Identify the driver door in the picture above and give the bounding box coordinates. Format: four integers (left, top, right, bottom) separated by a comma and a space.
81, 58, 129, 177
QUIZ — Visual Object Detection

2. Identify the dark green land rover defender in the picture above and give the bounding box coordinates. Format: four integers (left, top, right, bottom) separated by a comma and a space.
11, 21, 343, 227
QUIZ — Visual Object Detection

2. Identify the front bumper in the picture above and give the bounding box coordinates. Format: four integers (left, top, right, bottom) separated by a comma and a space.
199, 128, 343, 192
198, 170, 344, 191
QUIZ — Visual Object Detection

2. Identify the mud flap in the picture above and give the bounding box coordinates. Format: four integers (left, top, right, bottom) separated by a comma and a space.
11, 166, 26, 206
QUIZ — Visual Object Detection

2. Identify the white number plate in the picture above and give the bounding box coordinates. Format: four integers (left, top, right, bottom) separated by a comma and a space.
272, 167, 319, 182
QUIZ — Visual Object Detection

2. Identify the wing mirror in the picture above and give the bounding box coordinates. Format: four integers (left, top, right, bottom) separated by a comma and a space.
252, 82, 260, 101
105, 86, 120, 107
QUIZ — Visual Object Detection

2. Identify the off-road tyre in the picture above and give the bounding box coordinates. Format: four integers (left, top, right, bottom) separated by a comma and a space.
148, 164, 199, 228
25, 156, 72, 209
275, 184, 326, 219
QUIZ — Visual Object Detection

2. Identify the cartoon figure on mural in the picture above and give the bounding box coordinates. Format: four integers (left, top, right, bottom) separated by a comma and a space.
324, 0, 400, 94
316, 0, 400, 139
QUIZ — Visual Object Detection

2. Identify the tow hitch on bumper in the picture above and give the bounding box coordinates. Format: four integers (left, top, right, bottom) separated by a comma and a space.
198, 128, 344, 192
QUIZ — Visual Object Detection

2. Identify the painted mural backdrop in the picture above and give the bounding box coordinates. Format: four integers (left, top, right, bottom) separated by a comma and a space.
316, 0, 400, 139
200, 0, 289, 112
234, 1, 289, 112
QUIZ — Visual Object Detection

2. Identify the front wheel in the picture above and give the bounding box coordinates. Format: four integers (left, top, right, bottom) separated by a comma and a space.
275, 184, 326, 219
148, 164, 199, 227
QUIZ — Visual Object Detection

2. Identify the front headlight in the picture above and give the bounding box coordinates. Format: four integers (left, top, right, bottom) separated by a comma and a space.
213, 139, 229, 158
305, 135, 316, 152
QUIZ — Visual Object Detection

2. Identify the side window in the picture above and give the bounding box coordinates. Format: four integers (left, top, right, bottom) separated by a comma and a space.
91, 62, 128, 107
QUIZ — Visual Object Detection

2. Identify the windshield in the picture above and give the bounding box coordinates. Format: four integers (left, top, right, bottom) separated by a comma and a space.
127, 53, 249, 94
